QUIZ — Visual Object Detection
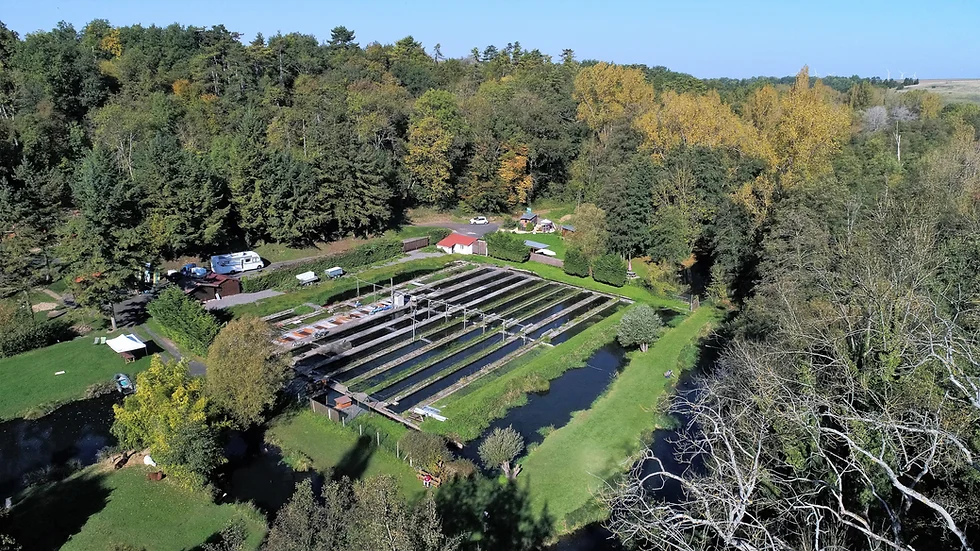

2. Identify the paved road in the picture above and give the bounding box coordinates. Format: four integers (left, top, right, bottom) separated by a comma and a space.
140, 323, 207, 376
419, 222, 499, 238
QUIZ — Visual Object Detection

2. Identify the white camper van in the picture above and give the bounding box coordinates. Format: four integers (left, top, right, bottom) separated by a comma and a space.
210, 251, 265, 275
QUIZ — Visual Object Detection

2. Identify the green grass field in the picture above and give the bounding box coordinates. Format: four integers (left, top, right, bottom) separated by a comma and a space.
267, 410, 423, 499
4, 466, 266, 551
463, 255, 689, 311
519, 305, 723, 533
0, 337, 153, 420
422, 308, 628, 441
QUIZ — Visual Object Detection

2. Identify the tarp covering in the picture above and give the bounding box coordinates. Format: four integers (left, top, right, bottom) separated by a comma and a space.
523, 240, 550, 249
106, 334, 147, 354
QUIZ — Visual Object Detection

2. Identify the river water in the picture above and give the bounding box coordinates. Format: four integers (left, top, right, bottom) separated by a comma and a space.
0, 394, 121, 497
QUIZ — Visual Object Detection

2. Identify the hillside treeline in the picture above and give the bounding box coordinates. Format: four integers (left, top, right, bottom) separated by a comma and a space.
0, 20, 978, 310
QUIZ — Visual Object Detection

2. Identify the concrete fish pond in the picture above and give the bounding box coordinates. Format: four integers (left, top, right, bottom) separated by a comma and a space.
294, 265, 626, 429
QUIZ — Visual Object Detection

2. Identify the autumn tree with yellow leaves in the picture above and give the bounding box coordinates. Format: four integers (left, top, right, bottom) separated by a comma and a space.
112, 356, 224, 487
573, 62, 653, 141
634, 89, 768, 163
405, 89, 468, 205
498, 143, 534, 206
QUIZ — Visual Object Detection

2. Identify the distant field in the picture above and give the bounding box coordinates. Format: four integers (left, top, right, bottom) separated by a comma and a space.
902, 79, 980, 104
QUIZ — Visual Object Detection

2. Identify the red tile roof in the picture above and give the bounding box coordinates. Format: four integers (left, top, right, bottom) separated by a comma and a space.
437, 233, 478, 248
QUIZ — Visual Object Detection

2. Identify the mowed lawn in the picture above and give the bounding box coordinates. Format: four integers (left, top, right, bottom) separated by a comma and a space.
0, 337, 153, 420
4, 467, 266, 551
520, 305, 723, 532
267, 410, 423, 499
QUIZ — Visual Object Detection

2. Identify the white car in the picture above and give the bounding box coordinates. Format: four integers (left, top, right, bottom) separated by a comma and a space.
469, 216, 489, 225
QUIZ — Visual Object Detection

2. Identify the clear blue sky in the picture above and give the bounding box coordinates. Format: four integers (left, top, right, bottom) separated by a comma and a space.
2, 0, 977, 79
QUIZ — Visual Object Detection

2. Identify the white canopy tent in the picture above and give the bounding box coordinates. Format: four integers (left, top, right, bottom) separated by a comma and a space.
105, 334, 147, 354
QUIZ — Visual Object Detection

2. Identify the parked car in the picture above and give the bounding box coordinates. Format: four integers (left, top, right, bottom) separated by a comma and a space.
469, 216, 489, 225
180, 264, 208, 278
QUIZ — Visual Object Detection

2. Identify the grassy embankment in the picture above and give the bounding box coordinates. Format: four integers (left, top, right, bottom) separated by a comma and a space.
519, 305, 723, 533
0, 337, 152, 420
461, 255, 689, 311
267, 410, 423, 499
228, 256, 460, 319
421, 308, 630, 441
4, 466, 266, 551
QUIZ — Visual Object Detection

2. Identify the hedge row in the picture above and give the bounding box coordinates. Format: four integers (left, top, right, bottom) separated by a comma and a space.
563, 249, 627, 287
241, 239, 403, 292
563, 248, 589, 277
593, 254, 627, 287
484, 231, 530, 263
147, 287, 222, 356
0, 319, 74, 358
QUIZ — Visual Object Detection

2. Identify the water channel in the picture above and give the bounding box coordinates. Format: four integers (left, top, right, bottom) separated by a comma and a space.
457, 341, 627, 465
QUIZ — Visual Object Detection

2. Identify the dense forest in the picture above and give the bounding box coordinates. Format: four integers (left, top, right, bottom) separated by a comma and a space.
1, 19, 979, 550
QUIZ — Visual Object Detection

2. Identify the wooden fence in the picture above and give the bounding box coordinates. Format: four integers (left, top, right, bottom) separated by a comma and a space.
310, 398, 342, 422
401, 236, 429, 252
472, 240, 488, 256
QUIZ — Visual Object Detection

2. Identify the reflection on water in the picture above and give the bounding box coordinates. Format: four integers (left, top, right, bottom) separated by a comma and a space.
0, 394, 121, 496
218, 428, 319, 517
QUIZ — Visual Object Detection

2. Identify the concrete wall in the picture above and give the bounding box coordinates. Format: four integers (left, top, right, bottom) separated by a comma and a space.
530, 252, 564, 268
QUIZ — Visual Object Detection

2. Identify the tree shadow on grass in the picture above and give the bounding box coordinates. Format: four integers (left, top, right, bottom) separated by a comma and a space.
435, 475, 552, 551
331, 435, 374, 482
1, 470, 111, 551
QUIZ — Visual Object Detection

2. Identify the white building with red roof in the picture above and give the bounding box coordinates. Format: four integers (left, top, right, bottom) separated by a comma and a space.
436, 232, 479, 255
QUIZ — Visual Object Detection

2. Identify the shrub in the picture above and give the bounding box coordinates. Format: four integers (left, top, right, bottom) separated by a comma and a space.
85, 381, 117, 398
484, 231, 529, 263
563, 247, 590, 278
147, 287, 222, 356
420, 227, 452, 243
593, 254, 627, 287
241, 238, 403, 292
399, 431, 449, 471
0, 318, 74, 358
442, 458, 477, 480
617, 304, 663, 352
